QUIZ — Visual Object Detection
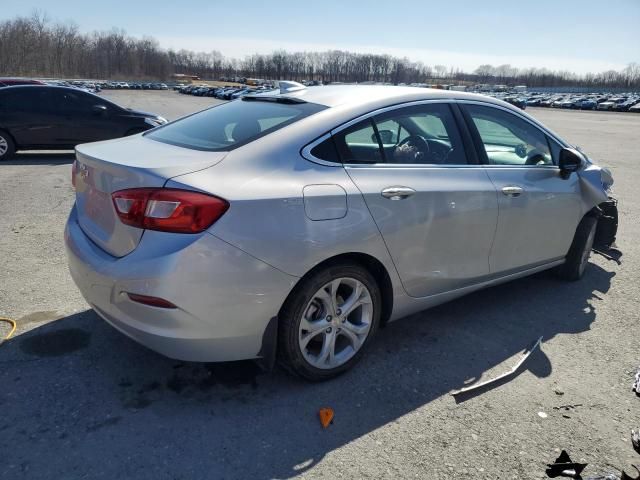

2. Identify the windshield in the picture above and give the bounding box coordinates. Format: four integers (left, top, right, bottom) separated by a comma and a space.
147, 99, 326, 151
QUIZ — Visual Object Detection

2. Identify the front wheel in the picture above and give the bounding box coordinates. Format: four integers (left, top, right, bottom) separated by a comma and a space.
0, 130, 16, 161
556, 215, 597, 281
278, 263, 381, 381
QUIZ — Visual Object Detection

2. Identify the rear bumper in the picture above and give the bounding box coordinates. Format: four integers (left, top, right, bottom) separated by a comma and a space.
65, 205, 297, 362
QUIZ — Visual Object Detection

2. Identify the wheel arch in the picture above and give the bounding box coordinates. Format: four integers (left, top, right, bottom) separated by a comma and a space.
0, 127, 17, 147
281, 252, 394, 326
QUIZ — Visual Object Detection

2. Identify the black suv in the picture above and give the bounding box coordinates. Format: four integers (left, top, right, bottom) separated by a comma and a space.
0, 85, 167, 160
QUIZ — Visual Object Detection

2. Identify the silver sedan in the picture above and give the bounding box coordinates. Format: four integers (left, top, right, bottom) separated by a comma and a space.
65, 84, 617, 380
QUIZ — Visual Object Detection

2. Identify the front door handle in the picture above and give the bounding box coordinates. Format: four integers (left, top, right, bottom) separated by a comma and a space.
501, 185, 524, 197
381, 186, 416, 200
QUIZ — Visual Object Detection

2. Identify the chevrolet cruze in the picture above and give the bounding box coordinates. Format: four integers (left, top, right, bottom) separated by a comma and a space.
65, 83, 617, 380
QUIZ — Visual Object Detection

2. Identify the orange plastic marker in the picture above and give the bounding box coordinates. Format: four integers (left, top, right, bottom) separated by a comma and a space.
318, 407, 334, 428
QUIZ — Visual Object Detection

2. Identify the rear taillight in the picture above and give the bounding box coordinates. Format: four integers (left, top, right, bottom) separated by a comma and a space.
111, 188, 229, 233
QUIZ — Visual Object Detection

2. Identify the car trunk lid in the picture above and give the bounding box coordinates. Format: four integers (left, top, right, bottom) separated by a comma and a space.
74, 134, 226, 257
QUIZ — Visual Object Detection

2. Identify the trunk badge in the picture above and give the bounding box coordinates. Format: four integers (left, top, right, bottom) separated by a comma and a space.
79, 163, 89, 180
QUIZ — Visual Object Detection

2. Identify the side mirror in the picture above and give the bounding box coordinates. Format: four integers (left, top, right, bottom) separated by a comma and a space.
558, 148, 584, 179
92, 104, 108, 115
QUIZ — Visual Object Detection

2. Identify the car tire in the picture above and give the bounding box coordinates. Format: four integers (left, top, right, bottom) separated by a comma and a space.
555, 214, 598, 281
277, 262, 382, 381
0, 130, 16, 161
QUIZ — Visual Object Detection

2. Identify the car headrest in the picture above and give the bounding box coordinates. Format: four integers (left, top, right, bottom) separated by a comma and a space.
231, 120, 262, 143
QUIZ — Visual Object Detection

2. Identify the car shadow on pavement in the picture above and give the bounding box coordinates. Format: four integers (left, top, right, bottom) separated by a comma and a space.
0, 263, 614, 479
3, 152, 75, 165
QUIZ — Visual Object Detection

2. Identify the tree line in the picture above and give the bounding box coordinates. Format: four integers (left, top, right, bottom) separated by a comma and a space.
1, 12, 639, 90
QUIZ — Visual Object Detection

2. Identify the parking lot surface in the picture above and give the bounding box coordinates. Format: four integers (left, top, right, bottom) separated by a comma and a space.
1, 91, 639, 479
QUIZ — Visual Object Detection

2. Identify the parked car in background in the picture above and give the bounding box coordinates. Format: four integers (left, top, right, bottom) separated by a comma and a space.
503, 96, 526, 109
65, 84, 617, 380
597, 101, 616, 111
576, 99, 597, 110
0, 85, 167, 160
219, 88, 244, 100
615, 99, 638, 112
230, 88, 258, 100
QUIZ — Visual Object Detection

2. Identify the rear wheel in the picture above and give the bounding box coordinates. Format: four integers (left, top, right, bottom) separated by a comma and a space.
278, 263, 381, 381
556, 215, 597, 281
0, 130, 15, 161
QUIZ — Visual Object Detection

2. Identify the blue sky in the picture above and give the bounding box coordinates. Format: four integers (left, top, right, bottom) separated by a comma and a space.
3, 0, 639, 73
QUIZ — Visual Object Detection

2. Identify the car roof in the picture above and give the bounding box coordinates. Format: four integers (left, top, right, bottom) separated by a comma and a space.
0, 77, 43, 81
0, 84, 95, 94
257, 84, 509, 109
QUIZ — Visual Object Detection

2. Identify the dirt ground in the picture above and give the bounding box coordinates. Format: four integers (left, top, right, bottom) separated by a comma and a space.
0, 91, 639, 479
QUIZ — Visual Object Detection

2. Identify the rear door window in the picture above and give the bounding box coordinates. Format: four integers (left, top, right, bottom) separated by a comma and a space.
50, 90, 100, 114
148, 99, 326, 151
0, 88, 51, 113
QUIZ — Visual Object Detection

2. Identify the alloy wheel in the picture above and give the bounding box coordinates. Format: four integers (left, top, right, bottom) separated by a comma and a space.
298, 277, 373, 370
0, 136, 7, 156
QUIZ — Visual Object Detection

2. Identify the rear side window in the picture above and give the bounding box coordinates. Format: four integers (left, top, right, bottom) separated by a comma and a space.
148, 99, 326, 151
0, 88, 50, 113
310, 136, 340, 163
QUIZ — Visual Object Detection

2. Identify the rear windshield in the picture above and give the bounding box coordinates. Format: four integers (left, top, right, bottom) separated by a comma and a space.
147, 98, 326, 151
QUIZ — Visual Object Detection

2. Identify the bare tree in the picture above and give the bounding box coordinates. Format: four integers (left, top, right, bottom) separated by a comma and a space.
0, 12, 638, 89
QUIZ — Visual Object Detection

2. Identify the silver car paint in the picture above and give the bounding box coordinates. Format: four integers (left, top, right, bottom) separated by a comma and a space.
66, 205, 297, 361
66, 85, 613, 362
482, 166, 583, 273
303, 184, 348, 221
74, 135, 227, 257
344, 164, 499, 298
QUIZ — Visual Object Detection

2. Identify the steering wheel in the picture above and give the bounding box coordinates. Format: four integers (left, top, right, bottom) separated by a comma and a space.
393, 135, 430, 163
525, 149, 547, 165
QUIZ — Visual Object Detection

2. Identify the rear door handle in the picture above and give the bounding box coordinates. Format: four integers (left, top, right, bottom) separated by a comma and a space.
501, 185, 524, 197
381, 186, 416, 200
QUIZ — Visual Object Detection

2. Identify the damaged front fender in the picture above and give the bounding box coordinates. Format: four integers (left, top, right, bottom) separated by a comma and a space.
577, 163, 618, 250
578, 163, 611, 207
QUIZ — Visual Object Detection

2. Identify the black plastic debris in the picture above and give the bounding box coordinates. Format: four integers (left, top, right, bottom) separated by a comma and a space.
546, 450, 588, 479
632, 429, 640, 455
593, 197, 618, 251
633, 367, 640, 396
